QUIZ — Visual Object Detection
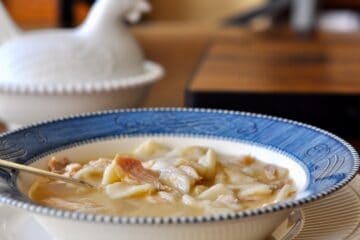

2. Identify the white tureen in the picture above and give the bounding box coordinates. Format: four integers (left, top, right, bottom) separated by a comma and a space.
0, 0, 163, 129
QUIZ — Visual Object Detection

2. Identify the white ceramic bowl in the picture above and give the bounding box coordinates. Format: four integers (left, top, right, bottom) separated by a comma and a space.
18, 136, 304, 240
0, 62, 163, 129
0, 109, 358, 240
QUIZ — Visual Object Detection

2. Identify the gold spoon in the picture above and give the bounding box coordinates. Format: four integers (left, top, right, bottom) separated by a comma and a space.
0, 159, 95, 188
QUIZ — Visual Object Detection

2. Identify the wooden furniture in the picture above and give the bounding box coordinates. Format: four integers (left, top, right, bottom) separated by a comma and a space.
186, 27, 360, 137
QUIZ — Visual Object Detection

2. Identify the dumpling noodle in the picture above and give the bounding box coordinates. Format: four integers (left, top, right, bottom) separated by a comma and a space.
28, 140, 297, 216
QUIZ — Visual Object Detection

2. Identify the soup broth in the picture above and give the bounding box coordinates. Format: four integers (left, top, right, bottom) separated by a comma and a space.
29, 140, 296, 216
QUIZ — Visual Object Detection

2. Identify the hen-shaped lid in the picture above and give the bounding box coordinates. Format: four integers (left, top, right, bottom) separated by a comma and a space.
0, 30, 144, 83
0, 0, 163, 94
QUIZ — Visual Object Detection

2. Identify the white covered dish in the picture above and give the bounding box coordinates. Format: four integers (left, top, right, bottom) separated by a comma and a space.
0, 0, 163, 128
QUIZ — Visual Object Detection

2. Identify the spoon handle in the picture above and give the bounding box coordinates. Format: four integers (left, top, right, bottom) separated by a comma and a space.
0, 159, 95, 188
266, 208, 303, 240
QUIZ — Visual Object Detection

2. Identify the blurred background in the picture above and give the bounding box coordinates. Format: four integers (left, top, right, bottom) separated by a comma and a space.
3, 0, 264, 28
2, 0, 360, 28
1, 0, 360, 139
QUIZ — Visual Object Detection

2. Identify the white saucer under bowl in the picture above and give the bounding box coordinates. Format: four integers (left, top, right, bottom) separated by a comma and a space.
294, 175, 360, 240
1, 176, 359, 240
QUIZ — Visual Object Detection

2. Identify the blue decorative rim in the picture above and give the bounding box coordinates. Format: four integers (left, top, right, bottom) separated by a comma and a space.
0, 108, 358, 225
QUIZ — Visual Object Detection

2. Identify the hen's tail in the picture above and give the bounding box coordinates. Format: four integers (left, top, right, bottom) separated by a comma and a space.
0, 2, 20, 45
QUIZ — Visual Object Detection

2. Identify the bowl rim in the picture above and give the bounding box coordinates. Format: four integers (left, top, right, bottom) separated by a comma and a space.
0, 61, 164, 96
0, 108, 359, 225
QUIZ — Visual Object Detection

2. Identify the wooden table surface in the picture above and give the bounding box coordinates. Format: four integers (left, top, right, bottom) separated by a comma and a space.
189, 28, 360, 94
186, 27, 360, 137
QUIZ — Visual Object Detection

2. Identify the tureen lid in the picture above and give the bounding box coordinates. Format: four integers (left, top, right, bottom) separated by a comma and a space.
0, 31, 144, 82
0, 0, 163, 94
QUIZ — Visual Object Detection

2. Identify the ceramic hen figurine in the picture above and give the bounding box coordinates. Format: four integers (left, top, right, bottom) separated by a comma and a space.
0, 0, 155, 85
0, 0, 163, 129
